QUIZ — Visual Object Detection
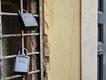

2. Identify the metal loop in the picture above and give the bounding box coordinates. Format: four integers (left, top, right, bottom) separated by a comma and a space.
23, 9, 28, 13
18, 9, 28, 14
18, 48, 28, 56
18, 10, 21, 14
24, 48, 28, 55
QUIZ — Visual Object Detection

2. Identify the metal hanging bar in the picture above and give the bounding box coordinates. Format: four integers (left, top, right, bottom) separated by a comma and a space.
20, 1, 25, 80
1, 33, 39, 38
20, 0, 24, 60
0, 12, 39, 17
0, 52, 39, 60
5, 70, 40, 80
20, 0, 23, 13
0, 0, 4, 79
39, 0, 44, 79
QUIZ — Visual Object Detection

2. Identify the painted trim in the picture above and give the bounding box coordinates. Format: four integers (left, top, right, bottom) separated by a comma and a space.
81, 0, 98, 80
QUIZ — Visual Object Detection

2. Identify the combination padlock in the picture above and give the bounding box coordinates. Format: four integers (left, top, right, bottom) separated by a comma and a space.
14, 48, 30, 74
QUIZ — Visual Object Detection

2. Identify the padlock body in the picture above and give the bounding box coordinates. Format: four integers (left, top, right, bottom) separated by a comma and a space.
14, 55, 30, 74
18, 11, 38, 30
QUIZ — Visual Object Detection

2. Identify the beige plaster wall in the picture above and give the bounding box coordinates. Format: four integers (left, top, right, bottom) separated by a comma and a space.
44, 0, 81, 80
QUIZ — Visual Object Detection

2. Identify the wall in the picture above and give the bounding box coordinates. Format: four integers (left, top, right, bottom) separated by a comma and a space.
44, 0, 81, 80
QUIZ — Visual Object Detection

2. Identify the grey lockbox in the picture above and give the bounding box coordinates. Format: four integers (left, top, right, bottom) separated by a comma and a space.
14, 48, 30, 74
18, 9, 38, 30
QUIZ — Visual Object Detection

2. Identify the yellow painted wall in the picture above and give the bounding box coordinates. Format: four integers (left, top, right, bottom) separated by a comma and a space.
44, 0, 81, 80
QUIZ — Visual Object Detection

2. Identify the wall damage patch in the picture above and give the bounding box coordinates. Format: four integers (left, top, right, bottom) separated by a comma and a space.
43, 0, 54, 79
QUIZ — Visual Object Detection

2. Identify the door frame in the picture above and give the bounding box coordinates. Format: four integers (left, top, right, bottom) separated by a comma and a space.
81, 0, 98, 80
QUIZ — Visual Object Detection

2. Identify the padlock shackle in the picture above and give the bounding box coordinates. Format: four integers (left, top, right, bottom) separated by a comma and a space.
23, 9, 28, 13
18, 48, 28, 56
18, 9, 29, 14
24, 48, 28, 55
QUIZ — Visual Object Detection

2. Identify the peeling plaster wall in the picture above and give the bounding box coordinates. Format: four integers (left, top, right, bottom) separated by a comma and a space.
44, 0, 81, 80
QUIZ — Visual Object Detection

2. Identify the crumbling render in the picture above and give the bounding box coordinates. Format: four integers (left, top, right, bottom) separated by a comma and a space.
43, 0, 53, 79
43, 34, 50, 80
